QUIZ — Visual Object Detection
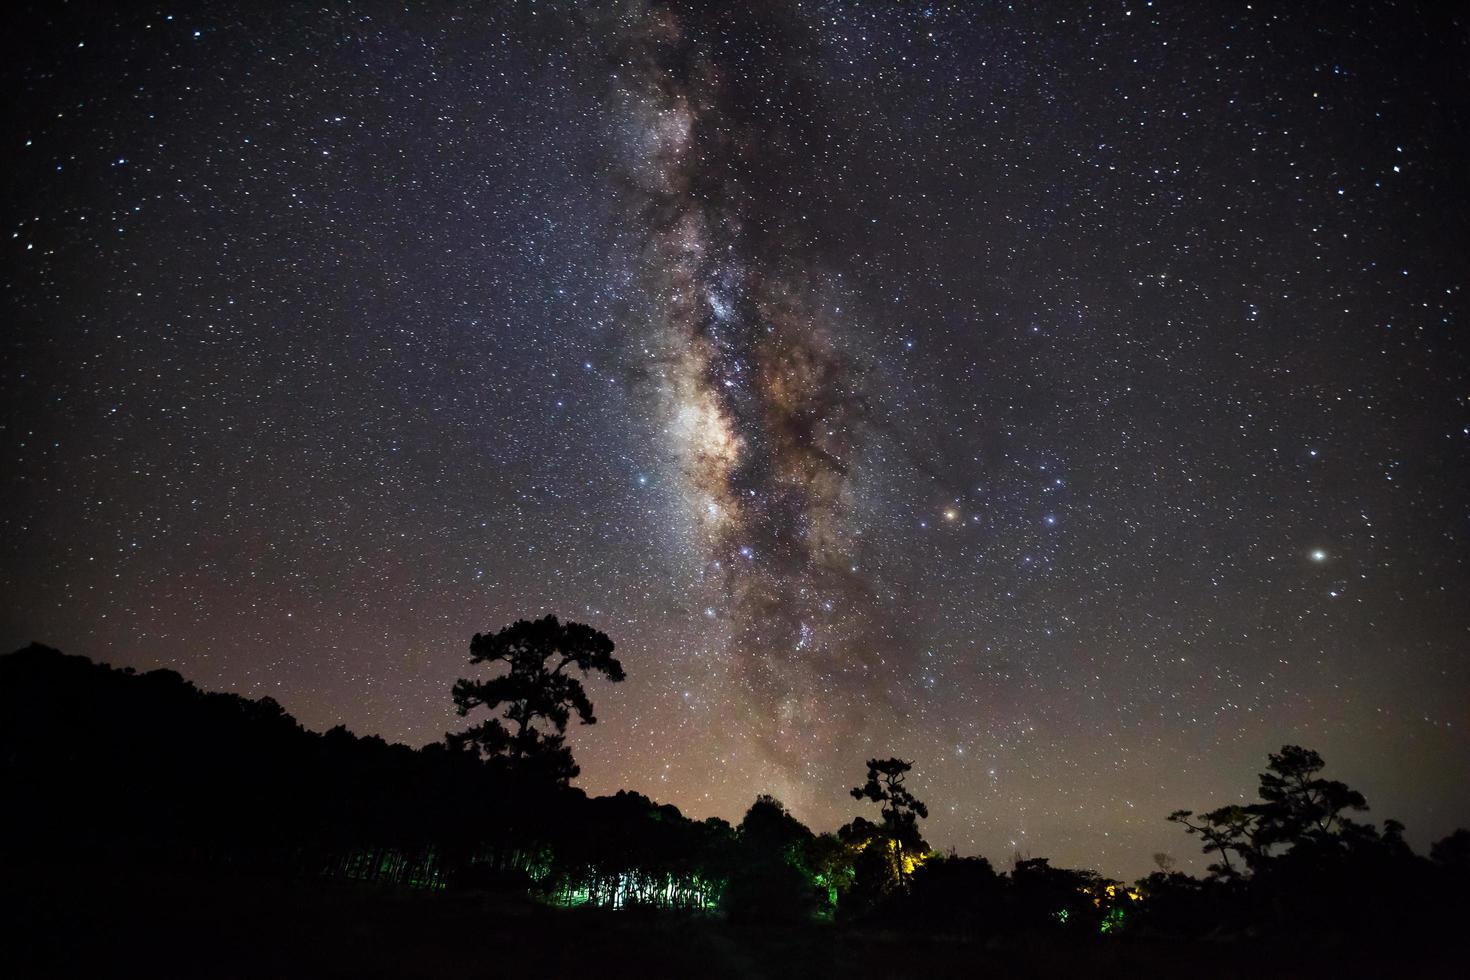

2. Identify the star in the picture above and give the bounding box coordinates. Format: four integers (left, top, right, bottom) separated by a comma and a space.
2, 0, 1463, 884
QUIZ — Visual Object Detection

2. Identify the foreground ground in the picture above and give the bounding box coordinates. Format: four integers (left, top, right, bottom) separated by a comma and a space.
7, 862, 1465, 979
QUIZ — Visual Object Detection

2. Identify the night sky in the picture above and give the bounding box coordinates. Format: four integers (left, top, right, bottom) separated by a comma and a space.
4, 1, 1468, 878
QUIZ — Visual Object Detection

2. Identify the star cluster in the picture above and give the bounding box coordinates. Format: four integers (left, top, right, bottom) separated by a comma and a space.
2, 1, 1467, 878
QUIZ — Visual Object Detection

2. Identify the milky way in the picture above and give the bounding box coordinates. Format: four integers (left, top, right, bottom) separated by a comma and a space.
609, 2, 888, 767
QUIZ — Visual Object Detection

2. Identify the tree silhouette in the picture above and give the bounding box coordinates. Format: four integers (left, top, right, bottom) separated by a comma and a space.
851, 757, 929, 844
1253, 744, 1368, 850
447, 615, 623, 784
724, 795, 821, 922
14, 643, 1470, 951
738, 794, 814, 858
1431, 828, 1470, 872
841, 758, 930, 917
1167, 805, 1261, 878
1170, 745, 1373, 878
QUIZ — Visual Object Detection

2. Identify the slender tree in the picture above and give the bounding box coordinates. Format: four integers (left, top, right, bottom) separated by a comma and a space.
448, 615, 624, 784
851, 757, 929, 840
848, 757, 930, 903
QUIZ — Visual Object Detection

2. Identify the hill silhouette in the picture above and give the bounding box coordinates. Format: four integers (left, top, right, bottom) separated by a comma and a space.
3, 642, 1467, 978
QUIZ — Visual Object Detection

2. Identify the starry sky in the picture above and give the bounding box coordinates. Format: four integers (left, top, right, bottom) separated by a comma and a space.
3, 1, 1468, 878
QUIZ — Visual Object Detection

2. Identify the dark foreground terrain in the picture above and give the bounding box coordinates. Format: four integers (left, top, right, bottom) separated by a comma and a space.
7, 861, 1464, 980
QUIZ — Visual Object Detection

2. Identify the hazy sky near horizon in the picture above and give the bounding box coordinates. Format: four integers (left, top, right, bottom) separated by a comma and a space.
3, 1, 1467, 878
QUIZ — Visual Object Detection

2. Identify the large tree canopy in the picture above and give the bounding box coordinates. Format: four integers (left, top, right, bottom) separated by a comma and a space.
1170, 744, 1375, 878
448, 615, 624, 784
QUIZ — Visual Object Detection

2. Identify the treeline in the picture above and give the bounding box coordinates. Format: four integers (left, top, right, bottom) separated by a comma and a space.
3, 642, 1468, 942
0, 644, 726, 904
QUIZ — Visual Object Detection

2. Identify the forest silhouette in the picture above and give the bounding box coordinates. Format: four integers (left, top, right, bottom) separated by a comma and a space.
4, 622, 1468, 978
